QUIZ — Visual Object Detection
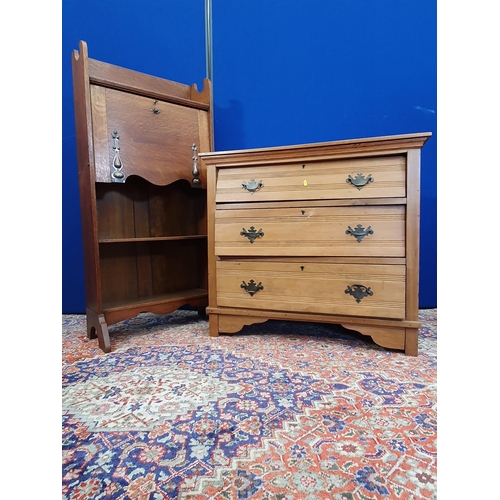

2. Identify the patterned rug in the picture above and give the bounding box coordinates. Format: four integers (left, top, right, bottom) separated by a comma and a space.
62, 309, 437, 499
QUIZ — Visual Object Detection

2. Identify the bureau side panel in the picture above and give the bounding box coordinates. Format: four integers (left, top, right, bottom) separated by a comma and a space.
72, 44, 102, 312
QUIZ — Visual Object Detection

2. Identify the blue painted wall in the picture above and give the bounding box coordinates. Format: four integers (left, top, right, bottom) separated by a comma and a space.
212, 0, 437, 308
63, 0, 436, 312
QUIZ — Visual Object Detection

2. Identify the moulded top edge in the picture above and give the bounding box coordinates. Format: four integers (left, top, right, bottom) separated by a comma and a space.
198, 132, 432, 162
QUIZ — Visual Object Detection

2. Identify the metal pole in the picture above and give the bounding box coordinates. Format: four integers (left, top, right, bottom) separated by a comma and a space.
205, 0, 213, 82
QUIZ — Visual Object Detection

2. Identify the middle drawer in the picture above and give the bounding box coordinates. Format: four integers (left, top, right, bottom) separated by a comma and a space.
215, 205, 405, 257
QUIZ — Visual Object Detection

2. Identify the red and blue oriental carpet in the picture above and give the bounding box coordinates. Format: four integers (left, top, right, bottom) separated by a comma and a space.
62, 310, 437, 499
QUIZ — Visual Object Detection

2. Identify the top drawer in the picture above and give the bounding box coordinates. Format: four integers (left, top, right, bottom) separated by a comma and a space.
215, 155, 406, 203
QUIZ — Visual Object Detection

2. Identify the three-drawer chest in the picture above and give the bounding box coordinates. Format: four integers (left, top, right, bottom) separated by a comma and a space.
199, 132, 431, 356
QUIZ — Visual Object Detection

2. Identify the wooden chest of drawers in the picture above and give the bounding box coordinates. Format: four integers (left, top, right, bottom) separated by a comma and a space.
199, 133, 431, 356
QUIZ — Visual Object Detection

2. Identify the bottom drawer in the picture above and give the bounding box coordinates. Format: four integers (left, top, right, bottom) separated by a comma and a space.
216, 260, 406, 320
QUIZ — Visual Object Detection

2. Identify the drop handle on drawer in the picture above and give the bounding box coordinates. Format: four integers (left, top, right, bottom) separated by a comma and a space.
240, 226, 264, 243
345, 284, 373, 303
346, 173, 374, 190
241, 179, 264, 194
346, 224, 374, 242
110, 130, 126, 183
241, 279, 264, 296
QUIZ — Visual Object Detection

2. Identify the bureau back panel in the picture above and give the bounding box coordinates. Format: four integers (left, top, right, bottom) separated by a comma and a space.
95, 178, 207, 239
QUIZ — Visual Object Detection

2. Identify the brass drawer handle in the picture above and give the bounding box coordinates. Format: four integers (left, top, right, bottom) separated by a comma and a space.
345, 284, 373, 303
346, 224, 374, 242
240, 226, 264, 243
241, 179, 264, 194
241, 279, 264, 296
346, 173, 373, 190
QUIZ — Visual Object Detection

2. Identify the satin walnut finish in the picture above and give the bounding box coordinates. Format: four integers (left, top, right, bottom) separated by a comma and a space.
200, 132, 431, 356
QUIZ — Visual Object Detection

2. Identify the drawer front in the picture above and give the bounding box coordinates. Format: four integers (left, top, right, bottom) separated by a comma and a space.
216, 261, 406, 319
91, 86, 205, 185
215, 155, 406, 203
215, 205, 405, 257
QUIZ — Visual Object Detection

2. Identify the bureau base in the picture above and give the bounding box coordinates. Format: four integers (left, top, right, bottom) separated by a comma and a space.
86, 293, 208, 353
207, 307, 420, 356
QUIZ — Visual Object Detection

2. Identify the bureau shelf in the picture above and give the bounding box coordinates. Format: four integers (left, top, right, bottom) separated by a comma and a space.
103, 289, 208, 311
99, 235, 207, 243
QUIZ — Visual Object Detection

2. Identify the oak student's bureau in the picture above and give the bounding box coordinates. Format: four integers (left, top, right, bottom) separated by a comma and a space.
72, 41, 213, 352
199, 133, 431, 356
